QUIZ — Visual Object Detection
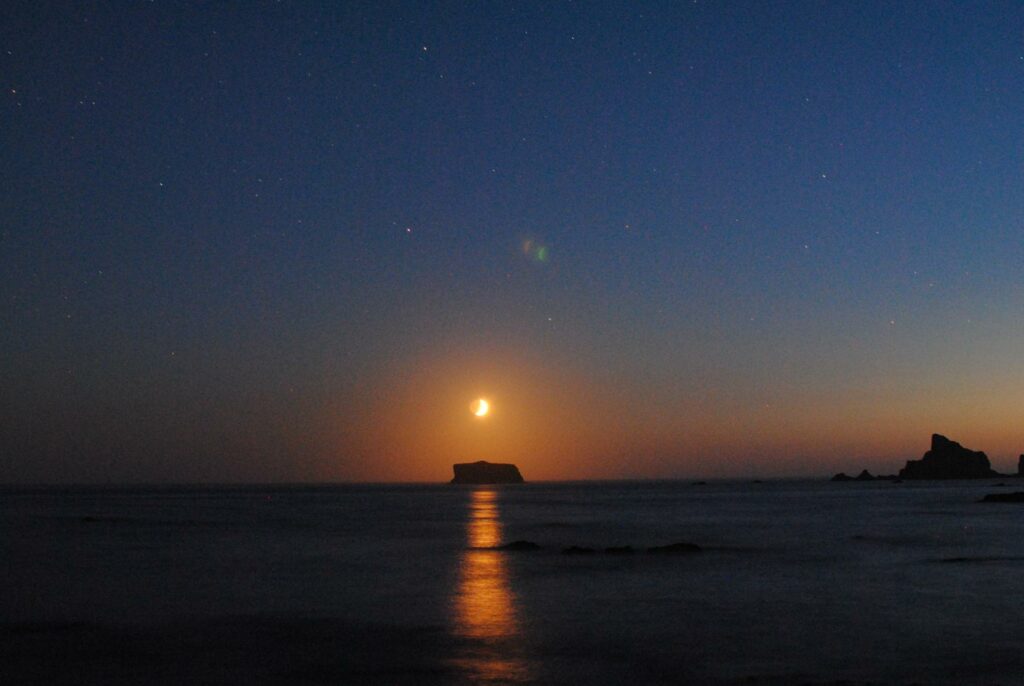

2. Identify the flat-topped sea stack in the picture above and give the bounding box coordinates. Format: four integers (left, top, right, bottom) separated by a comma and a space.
451, 460, 525, 484
898, 434, 999, 480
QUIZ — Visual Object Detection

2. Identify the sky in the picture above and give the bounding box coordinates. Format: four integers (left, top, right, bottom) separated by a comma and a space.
3, 1, 1024, 483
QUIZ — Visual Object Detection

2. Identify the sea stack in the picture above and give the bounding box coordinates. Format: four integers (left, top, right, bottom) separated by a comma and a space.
898, 434, 998, 480
451, 460, 525, 484
1018, 455, 1024, 477
831, 469, 890, 482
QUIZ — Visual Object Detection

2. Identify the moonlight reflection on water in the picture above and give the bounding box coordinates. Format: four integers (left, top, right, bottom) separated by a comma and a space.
451, 488, 531, 682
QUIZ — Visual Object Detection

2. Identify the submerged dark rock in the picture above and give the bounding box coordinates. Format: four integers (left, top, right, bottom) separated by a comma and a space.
562, 545, 597, 555
605, 546, 635, 555
496, 540, 541, 551
940, 555, 1024, 563
899, 434, 999, 480
979, 492, 1024, 503
647, 542, 702, 554
450, 461, 524, 484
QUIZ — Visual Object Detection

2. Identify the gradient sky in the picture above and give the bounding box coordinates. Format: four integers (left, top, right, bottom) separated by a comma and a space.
4, 1, 1024, 483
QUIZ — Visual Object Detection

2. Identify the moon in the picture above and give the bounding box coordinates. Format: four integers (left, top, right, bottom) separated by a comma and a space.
471, 398, 490, 417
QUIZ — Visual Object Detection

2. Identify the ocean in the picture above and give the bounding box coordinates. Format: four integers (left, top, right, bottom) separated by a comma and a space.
3, 479, 1024, 685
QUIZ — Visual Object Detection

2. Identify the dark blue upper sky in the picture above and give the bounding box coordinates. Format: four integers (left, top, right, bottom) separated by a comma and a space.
4, 2, 1024, 482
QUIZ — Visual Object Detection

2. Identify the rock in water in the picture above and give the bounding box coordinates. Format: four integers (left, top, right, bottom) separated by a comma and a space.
647, 542, 702, 554
979, 492, 1024, 503
450, 460, 524, 484
1018, 455, 1024, 477
898, 434, 999, 480
496, 540, 541, 551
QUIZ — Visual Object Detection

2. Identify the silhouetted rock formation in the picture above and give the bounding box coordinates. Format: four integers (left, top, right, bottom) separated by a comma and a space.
830, 434, 1004, 482
979, 492, 1024, 503
898, 434, 998, 480
450, 461, 524, 484
496, 540, 540, 551
1018, 455, 1024, 476
831, 469, 897, 482
647, 542, 702, 554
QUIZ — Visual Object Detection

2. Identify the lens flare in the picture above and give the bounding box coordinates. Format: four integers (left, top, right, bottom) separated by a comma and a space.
521, 239, 550, 263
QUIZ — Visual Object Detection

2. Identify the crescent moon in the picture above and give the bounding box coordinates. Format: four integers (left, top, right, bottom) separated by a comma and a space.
472, 398, 490, 417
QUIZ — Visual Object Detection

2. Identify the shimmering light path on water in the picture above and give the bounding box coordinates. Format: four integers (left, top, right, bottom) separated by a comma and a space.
451, 488, 531, 683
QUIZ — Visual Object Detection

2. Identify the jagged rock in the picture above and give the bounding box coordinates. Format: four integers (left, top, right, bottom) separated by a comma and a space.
647, 542, 702, 554
898, 434, 999, 480
1018, 455, 1024, 476
562, 546, 596, 555
831, 472, 853, 482
450, 461, 524, 484
496, 540, 540, 551
855, 470, 875, 481
979, 492, 1024, 503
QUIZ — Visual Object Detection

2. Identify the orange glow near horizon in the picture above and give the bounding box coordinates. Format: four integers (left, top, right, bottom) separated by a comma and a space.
324, 347, 637, 482
450, 489, 530, 681
318, 344, 1024, 482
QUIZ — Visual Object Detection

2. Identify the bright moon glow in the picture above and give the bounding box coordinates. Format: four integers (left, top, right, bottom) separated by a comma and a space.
472, 398, 490, 417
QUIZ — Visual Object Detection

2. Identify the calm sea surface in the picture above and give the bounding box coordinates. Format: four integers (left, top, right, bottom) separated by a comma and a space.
3, 479, 1024, 684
